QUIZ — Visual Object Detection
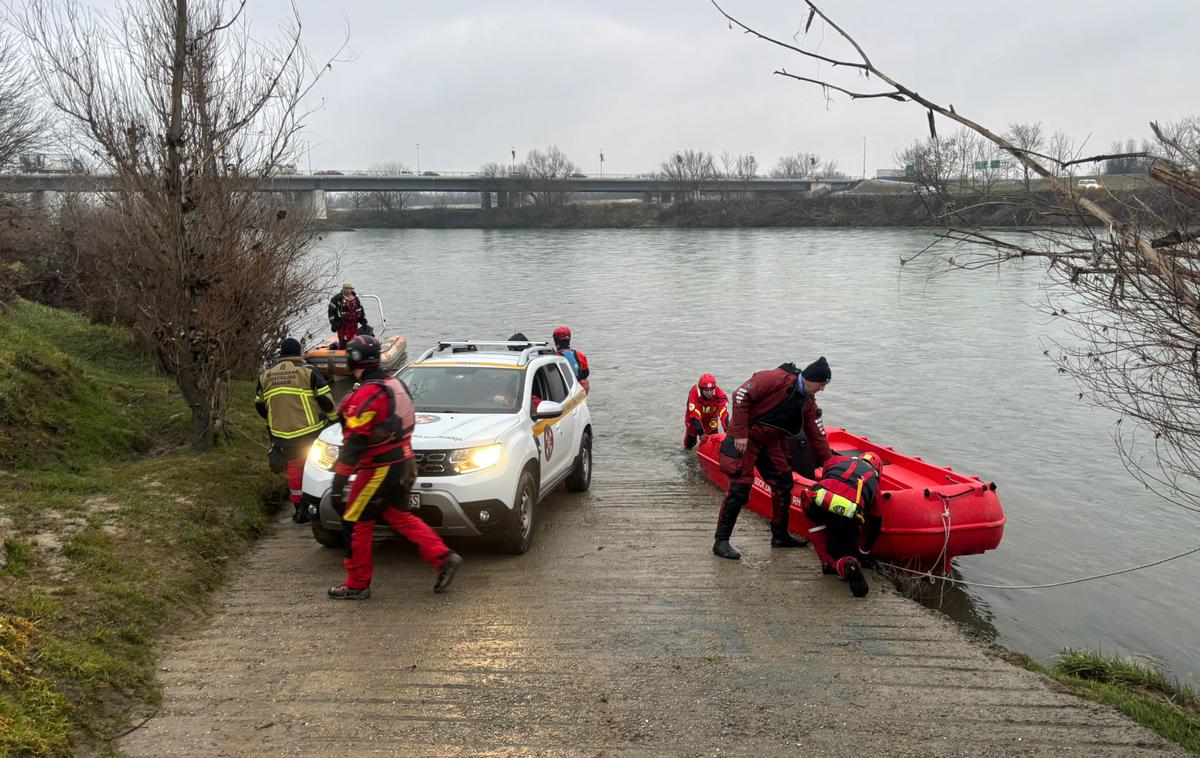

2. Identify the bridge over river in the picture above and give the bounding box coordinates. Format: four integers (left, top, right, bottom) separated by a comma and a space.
0, 172, 859, 217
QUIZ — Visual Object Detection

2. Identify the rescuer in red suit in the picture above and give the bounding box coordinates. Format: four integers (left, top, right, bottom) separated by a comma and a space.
553, 326, 590, 393
326, 335, 463, 599
803, 451, 883, 597
713, 357, 833, 560
684, 373, 729, 449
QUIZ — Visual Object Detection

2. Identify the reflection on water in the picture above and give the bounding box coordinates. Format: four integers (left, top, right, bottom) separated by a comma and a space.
883, 565, 1000, 644
314, 227, 1200, 683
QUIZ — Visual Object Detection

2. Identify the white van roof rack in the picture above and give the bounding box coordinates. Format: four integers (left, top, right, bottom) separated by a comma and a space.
414, 340, 558, 366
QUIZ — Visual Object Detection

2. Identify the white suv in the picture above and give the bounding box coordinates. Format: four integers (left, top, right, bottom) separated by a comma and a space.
301, 340, 593, 554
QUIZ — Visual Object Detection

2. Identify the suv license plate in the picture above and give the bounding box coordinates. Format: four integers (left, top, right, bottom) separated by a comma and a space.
409, 493, 421, 509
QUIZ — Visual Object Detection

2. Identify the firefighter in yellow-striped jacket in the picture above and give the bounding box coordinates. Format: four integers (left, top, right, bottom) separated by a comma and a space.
255, 338, 335, 522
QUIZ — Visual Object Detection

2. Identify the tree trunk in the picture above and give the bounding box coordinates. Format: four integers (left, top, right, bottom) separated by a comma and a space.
166, 0, 216, 451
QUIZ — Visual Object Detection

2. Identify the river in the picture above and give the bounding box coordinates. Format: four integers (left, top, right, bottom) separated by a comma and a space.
313, 227, 1200, 684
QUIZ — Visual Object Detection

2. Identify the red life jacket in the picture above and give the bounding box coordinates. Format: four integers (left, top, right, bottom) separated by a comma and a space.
339, 376, 415, 470
685, 385, 729, 434
363, 376, 414, 446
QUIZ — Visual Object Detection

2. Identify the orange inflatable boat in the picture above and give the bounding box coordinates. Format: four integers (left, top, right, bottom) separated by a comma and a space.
303, 294, 408, 379
697, 429, 1005, 572
303, 334, 407, 379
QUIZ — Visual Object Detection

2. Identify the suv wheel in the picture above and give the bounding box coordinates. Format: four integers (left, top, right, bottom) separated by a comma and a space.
499, 469, 537, 554
565, 430, 592, 492
310, 516, 343, 549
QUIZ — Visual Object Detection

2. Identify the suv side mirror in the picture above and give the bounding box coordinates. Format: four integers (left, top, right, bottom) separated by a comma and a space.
533, 400, 564, 420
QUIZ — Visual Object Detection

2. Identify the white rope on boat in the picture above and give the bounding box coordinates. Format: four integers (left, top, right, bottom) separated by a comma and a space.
879, 543, 1200, 590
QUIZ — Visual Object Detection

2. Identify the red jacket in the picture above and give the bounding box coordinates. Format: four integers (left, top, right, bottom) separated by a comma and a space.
334, 369, 415, 476
729, 366, 831, 463
685, 385, 729, 435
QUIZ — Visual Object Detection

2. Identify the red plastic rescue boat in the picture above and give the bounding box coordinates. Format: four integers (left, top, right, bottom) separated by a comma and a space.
696, 429, 1005, 572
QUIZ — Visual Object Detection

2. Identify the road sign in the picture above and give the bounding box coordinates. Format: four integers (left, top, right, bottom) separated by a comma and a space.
905, 164, 915, 175
990, 159, 1002, 169
974, 161, 988, 170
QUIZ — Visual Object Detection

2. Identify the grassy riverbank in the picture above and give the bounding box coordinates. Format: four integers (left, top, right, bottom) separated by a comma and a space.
1007, 648, 1200, 752
0, 300, 280, 756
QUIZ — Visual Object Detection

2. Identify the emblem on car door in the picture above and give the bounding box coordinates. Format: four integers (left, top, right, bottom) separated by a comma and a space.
543, 426, 555, 462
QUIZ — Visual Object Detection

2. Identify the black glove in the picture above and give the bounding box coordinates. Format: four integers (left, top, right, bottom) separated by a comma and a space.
330, 475, 349, 514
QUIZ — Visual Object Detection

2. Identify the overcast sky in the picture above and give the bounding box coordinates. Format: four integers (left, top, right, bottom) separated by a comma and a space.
248, 0, 1197, 176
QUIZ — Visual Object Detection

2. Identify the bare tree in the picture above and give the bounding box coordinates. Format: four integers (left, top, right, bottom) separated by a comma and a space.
713, 0, 1200, 513
366, 161, 411, 212
661, 149, 716, 202
718, 151, 757, 201
895, 137, 967, 195
19, 0, 339, 449
519, 145, 577, 206
1104, 138, 1155, 175
954, 129, 1006, 192
1005, 122, 1045, 191
819, 158, 845, 179
478, 161, 510, 178
1047, 131, 1078, 179
0, 31, 46, 170
772, 152, 819, 178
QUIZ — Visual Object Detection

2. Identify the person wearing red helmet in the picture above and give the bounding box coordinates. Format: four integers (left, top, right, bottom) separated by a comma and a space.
684, 373, 729, 449
326, 334, 463, 600
713, 357, 833, 560
802, 451, 884, 597
552, 326, 590, 393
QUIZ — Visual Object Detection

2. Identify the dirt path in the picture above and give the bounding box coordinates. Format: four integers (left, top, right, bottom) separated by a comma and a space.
122, 478, 1181, 756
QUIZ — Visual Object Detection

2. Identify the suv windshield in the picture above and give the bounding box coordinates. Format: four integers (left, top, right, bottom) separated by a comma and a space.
398, 365, 525, 414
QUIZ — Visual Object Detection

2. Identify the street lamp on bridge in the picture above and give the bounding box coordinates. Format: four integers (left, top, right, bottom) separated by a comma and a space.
599, 150, 605, 178
416, 143, 421, 174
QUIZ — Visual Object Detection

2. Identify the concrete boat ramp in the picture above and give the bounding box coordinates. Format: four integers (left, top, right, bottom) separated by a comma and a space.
123, 479, 1181, 756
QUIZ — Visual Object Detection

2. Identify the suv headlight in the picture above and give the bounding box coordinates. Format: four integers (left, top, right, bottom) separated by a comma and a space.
309, 438, 340, 471
449, 443, 502, 474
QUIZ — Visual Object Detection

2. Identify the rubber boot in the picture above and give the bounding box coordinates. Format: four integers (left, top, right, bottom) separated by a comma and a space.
712, 484, 748, 560
434, 552, 463, 593
712, 540, 741, 560
770, 523, 808, 548
841, 557, 869, 598
292, 503, 309, 524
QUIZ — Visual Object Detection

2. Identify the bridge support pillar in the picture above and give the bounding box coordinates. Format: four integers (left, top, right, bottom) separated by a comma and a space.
296, 189, 327, 220
481, 191, 492, 210
659, 191, 673, 204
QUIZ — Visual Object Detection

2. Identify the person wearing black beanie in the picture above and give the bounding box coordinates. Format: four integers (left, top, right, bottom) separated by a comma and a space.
801, 356, 831, 384
280, 337, 303, 357
712, 357, 833, 560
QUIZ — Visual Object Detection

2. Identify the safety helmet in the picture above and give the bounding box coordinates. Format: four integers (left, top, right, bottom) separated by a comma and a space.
552, 325, 572, 343
346, 334, 381, 370
698, 373, 717, 390
860, 451, 883, 472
